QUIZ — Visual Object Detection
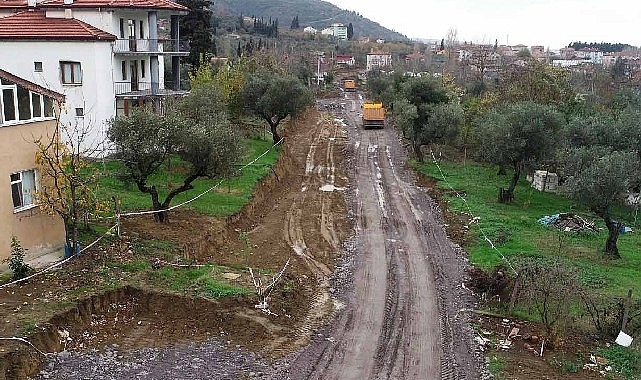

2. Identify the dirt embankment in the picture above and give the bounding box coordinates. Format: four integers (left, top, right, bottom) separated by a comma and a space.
1, 107, 351, 380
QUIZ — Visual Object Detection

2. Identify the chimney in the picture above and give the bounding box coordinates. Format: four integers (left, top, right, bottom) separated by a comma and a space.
27, 0, 36, 7
63, 0, 73, 4
64, 8, 72, 18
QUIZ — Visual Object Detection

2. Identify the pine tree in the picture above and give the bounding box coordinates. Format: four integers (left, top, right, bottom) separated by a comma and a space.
347, 22, 354, 40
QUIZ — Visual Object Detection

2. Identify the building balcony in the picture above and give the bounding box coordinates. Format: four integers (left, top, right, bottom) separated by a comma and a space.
114, 81, 187, 98
113, 39, 189, 56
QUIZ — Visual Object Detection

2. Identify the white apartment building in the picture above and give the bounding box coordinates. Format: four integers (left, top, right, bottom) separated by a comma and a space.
0, 0, 189, 155
321, 23, 348, 40
366, 50, 392, 71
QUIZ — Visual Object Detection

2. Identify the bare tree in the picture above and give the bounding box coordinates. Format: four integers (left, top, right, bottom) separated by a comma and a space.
35, 108, 107, 256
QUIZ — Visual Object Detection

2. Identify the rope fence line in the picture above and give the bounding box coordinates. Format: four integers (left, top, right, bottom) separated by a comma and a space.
0, 225, 118, 290
429, 150, 518, 275
118, 137, 284, 218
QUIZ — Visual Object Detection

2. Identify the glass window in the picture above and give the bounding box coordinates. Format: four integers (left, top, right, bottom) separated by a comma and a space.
18, 85, 31, 120
141, 60, 146, 78
121, 61, 127, 80
60, 62, 82, 84
2, 88, 16, 122
10, 170, 36, 210
31, 92, 42, 118
34, 62, 43, 72
44, 96, 54, 117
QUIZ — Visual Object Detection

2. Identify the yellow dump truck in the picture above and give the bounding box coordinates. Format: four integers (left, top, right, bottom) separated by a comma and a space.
362, 102, 385, 129
344, 79, 356, 92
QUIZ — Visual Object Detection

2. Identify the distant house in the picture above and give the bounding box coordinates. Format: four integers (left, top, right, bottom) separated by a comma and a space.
321, 23, 348, 40
0, 69, 66, 262
335, 55, 355, 66
303, 26, 318, 35
0, 0, 190, 155
366, 50, 392, 71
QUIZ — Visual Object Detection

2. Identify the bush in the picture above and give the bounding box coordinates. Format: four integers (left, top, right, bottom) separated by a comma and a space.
4, 236, 33, 281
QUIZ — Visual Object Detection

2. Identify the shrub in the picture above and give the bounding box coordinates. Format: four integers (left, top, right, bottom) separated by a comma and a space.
4, 236, 33, 281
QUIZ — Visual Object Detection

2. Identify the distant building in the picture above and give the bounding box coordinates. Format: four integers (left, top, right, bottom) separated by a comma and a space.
366, 50, 392, 71
303, 26, 318, 35
321, 23, 348, 40
335, 55, 355, 66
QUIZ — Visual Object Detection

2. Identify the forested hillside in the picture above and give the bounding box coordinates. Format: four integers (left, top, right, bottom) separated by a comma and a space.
212, 0, 408, 41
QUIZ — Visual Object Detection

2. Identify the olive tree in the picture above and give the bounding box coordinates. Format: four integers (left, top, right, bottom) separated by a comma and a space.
561, 147, 637, 258
394, 76, 461, 162
108, 85, 244, 222
242, 71, 312, 144
476, 101, 564, 202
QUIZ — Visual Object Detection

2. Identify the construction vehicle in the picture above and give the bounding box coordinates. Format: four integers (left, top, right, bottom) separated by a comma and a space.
362, 102, 385, 129
344, 79, 356, 92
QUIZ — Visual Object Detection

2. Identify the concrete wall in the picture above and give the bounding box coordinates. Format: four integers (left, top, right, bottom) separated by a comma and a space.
0, 119, 65, 262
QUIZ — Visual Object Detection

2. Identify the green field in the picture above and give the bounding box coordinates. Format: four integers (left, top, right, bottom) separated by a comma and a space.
96, 136, 280, 217
414, 159, 641, 298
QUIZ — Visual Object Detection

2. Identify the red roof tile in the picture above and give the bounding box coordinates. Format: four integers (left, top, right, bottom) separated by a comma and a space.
0, 68, 64, 101
0, 10, 116, 41
0, 0, 188, 11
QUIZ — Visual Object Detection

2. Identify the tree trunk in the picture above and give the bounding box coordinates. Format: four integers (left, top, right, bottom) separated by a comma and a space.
269, 121, 280, 145
497, 165, 506, 176
600, 214, 622, 258
413, 142, 423, 162
507, 165, 521, 197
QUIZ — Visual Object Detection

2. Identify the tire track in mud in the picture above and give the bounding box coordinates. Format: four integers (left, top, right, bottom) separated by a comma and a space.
279, 92, 480, 380
283, 112, 348, 351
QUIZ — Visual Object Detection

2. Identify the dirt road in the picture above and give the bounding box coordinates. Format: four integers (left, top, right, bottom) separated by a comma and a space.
279, 93, 481, 379
19, 91, 480, 380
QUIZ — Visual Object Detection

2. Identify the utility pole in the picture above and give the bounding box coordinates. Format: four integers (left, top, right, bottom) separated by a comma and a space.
317, 52, 322, 86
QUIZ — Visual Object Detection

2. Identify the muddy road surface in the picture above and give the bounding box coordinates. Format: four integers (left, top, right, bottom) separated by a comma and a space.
278, 93, 482, 379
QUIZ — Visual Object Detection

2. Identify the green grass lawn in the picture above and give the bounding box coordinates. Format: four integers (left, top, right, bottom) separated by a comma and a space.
414, 160, 641, 298
96, 136, 280, 217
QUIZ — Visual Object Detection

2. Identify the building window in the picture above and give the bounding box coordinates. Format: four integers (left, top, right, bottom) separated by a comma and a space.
141, 60, 146, 78
2, 88, 16, 122
60, 61, 82, 84
31, 92, 42, 118
17, 85, 30, 120
119, 18, 125, 38
0, 79, 55, 125
121, 61, 127, 80
139, 20, 144, 39
34, 62, 43, 72
75, 107, 84, 117
10, 170, 36, 211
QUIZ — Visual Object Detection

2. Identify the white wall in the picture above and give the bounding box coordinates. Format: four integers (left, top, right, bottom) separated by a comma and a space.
0, 40, 115, 155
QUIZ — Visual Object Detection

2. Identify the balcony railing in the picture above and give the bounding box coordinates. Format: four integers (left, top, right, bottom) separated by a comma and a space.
113, 39, 189, 54
114, 81, 186, 96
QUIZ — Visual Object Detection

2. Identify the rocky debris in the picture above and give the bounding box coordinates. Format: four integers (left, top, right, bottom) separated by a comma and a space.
33, 339, 274, 380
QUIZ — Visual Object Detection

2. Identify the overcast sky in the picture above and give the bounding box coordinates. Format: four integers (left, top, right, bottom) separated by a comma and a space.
324, 0, 641, 50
